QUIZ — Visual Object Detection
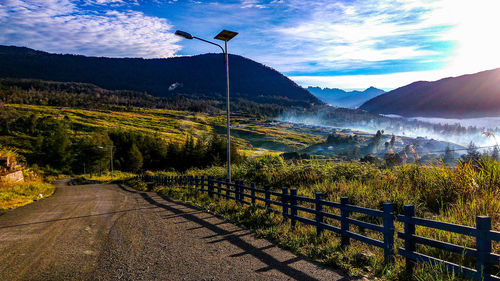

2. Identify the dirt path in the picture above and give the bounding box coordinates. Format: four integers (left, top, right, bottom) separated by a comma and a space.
0, 181, 350, 280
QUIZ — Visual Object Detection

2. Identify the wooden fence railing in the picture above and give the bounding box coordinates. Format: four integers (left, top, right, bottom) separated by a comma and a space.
137, 174, 500, 281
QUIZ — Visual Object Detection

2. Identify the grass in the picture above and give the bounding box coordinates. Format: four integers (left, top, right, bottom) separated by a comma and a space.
72, 170, 135, 185
4, 104, 327, 156
0, 180, 55, 209
135, 156, 500, 280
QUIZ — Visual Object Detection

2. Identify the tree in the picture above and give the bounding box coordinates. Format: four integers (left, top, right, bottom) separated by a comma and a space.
442, 145, 456, 165
36, 118, 72, 172
461, 142, 481, 166
126, 144, 143, 173
73, 131, 112, 175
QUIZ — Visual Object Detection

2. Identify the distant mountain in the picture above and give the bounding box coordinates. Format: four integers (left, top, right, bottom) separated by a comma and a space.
0, 45, 321, 109
360, 68, 500, 118
307, 86, 385, 108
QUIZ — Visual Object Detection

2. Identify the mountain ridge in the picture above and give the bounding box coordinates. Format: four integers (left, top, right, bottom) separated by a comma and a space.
359, 68, 500, 118
307, 86, 385, 108
0, 45, 322, 109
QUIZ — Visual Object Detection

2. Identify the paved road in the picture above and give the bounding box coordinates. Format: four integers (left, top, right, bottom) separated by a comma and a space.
0, 181, 349, 281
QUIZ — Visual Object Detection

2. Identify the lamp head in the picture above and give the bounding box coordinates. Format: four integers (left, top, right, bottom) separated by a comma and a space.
175, 30, 193, 39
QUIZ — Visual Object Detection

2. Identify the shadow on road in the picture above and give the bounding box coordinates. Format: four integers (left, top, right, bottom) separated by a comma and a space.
0, 206, 159, 229
135, 188, 339, 281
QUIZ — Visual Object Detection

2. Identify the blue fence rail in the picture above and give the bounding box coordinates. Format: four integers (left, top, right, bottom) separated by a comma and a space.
137, 174, 500, 280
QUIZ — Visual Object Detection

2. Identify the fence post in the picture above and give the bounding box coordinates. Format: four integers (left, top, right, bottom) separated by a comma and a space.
200, 176, 204, 192
315, 192, 323, 236
340, 197, 350, 247
403, 204, 416, 276
236, 181, 241, 203
250, 183, 256, 205
234, 181, 240, 202
383, 202, 395, 264
476, 216, 492, 280
282, 187, 289, 222
208, 177, 214, 197
264, 185, 270, 213
238, 181, 244, 204
290, 189, 297, 228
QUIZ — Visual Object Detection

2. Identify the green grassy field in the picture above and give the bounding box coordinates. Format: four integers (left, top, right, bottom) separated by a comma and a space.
4, 104, 327, 156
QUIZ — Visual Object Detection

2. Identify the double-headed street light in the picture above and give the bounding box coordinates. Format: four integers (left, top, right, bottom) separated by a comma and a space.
175, 29, 238, 182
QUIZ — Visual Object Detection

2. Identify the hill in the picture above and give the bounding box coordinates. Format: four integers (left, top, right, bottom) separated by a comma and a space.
307, 86, 384, 108
359, 68, 500, 118
0, 45, 322, 110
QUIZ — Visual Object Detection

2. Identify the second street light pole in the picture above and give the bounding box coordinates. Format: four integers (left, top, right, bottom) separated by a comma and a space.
175, 29, 238, 182
98, 145, 114, 178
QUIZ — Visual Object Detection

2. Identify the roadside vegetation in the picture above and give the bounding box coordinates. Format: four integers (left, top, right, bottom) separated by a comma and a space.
131, 156, 499, 280
0, 180, 55, 210
0, 147, 55, 210
71, 171, 135, 185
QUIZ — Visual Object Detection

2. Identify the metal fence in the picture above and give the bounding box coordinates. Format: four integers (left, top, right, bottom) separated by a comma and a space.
138, 174, 500, 281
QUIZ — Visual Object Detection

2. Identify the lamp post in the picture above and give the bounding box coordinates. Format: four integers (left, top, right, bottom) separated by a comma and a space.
175, 29, 238, 182
97, 145, 114, 178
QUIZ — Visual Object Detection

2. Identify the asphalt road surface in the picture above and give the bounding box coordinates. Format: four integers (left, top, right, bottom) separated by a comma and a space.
0, 180, 350, 281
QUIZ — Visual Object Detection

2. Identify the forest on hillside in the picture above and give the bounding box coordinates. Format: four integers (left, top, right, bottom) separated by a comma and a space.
0, 78, 290, 117
0, 104, 244, 175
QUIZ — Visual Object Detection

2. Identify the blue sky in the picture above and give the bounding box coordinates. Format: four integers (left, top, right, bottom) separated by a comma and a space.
1, 0, 500, 90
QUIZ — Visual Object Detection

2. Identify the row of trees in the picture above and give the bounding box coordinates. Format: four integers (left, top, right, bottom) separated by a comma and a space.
0, 78, 291, 118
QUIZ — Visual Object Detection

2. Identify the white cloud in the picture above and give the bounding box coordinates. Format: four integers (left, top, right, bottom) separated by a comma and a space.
241, 0, 268, 9
261, 0, 446, 72
0, 0, 181, 58
83, 0, 139, 6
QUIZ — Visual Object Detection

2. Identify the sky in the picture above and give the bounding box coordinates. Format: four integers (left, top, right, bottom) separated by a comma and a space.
1, 0, 500, 90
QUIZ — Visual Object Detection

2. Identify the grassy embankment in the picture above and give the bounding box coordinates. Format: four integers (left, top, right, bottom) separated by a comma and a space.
0, 180, 55, 210
0, 148, 55, 210
132, 157, 499, 281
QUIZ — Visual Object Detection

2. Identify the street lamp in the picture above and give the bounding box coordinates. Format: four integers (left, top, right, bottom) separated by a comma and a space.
97, 145, 114, 178
175, 29, 238, 182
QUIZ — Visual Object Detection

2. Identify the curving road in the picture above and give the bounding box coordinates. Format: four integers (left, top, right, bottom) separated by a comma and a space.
0, 180, 349, 281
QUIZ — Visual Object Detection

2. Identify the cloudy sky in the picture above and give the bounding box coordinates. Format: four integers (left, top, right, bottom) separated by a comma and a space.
1, 0, 499, 90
